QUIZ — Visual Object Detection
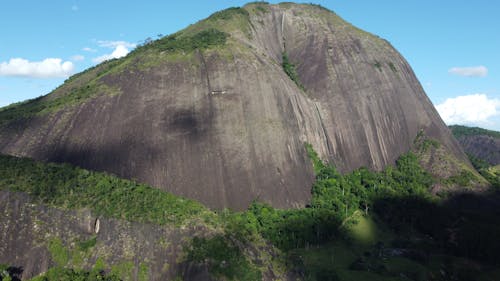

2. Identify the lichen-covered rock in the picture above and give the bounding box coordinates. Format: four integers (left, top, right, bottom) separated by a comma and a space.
0, 191, 207, 280
0, 3, 468, 210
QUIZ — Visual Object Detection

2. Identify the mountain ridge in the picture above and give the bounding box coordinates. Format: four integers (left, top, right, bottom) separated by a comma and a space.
450, 125, 500, 166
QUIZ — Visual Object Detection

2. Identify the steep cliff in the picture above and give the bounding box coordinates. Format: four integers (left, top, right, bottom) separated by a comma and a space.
0, 3, 468, 210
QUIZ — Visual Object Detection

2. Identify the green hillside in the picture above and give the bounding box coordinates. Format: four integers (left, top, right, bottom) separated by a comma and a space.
2, 138, 500, 280
449, 125, 500, 188
450, 125, 500, 139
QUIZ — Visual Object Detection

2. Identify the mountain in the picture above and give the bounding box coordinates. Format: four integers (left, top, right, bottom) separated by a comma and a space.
0, 2, 469, 210
450, 125, 500, 166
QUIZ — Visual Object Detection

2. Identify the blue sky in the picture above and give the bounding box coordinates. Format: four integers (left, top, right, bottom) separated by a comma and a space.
1, 1, 499, 130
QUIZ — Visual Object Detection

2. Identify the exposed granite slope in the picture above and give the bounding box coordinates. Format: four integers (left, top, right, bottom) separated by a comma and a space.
0, 3, 468, 210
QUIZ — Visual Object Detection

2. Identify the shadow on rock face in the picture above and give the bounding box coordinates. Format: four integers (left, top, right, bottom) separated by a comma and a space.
169, 110, 201, 136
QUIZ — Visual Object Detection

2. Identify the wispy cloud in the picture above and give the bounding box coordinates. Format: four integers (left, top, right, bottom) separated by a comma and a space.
92, 40, 136, 63
82, 47, 97, 52
436, 94, 500, 125
448, 66, 488, 77
92, 45, 129, 63
71, 55, 85, 61
0, 58, 74, 78
97, 40, 136, 49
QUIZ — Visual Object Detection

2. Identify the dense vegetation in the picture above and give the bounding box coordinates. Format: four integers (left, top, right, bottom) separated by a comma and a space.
202, 143, 500, 280
185, 235, 261, 281
222, 144, 434, 251
27, 267, 119, 281
450, 125, 500, 139
0, 154, 207, 225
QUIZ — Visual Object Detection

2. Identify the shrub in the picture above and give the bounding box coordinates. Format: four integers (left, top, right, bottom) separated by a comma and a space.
282, 52, 305, 90
185, 235, 261, 281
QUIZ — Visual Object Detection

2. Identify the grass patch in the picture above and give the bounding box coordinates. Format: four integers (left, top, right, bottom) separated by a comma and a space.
443, 170, 477, 187
110, 261, 135, 281
77, 235, 97, 252
143, 28, 228, 53
208, 7, 249, 21
342, 212, 379, 246
0, 82, 119, 126
479, 165, 500, 188
48, 238, 69, 267
185, 235, 261, 281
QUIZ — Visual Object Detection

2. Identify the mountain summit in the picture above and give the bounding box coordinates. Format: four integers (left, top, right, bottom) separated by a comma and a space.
0, 3, 467, 209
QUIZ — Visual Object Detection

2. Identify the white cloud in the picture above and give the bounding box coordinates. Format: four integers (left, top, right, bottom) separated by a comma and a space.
71, 55, 85, 61
0, 58, 74, 78
82, 47, 97, 52
97, 40, 136, 49
448, 66, 488, 77
92, 45, 130, 63
436, 94, 500, 125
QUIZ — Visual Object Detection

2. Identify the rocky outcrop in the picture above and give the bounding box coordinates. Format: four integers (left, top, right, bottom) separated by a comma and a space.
0, 190, 212, 280
0, 3, 468, 210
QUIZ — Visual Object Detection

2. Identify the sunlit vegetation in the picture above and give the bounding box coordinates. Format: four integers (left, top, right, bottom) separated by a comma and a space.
142, 28, 228, 53
185, 235, 261, 281
0, 154, 208, 226
450, 125, 500, 139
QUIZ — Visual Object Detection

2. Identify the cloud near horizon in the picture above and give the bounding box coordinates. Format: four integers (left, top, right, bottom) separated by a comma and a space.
97, 40, 136, 49
436, 94, 500, 125
0, 58, 74, 78
92, 45, 130, 63
448, 66, 488, 77
92, 40, 136, 63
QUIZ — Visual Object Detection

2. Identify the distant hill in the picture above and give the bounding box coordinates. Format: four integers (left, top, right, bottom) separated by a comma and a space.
450, 125, 500, 166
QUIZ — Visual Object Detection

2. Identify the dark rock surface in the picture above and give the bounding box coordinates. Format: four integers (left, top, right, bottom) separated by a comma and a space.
0, 3, 468, 210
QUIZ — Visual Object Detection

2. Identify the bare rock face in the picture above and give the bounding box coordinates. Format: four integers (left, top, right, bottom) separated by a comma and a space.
0, 3, 468, 210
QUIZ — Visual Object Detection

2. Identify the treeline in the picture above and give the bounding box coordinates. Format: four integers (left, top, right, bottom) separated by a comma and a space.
450, 125, 500, 139
217, 143, 500, 266
0, 154, 207, 225
219, 144, 435, 251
